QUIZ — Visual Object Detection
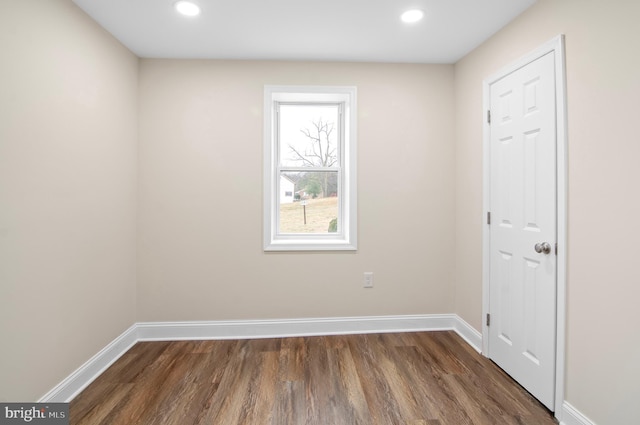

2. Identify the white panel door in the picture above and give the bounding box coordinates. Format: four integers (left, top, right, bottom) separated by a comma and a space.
488, 51, 557, 410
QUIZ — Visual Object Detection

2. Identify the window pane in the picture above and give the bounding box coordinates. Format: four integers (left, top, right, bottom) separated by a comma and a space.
279, 171, 339, 234
279, 104, 339, 168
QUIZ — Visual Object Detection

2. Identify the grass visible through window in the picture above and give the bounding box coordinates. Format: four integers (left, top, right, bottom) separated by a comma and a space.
279, 197, 338, 234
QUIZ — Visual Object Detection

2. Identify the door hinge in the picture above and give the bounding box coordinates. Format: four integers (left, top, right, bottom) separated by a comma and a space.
555, 243, 558, 256
487, 211, 491, 225
486, 313, 491, 327
487, 110, 491, 124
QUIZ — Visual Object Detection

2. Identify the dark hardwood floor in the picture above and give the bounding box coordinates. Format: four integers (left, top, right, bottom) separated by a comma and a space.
70, 331, 557, 424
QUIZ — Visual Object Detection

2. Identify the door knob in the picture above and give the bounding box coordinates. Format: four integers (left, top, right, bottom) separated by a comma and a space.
534, 242, 551, 255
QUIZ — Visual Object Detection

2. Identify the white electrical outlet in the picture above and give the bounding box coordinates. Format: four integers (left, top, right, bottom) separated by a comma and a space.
363, 272, 374, 288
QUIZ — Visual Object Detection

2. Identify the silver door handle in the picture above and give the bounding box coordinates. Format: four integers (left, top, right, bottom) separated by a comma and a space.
534, 242, 551, 255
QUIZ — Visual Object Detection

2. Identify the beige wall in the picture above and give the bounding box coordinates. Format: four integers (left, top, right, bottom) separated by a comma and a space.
454, 0, 640, 423
137, 60, 456, 322
0, 0, 138, 401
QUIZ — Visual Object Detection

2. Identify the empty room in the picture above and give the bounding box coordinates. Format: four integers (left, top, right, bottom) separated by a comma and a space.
1, 0, 638, 424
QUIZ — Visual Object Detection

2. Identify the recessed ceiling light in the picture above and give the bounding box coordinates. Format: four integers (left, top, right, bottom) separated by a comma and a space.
401, 9, 424, 24
174, 1, 200, 17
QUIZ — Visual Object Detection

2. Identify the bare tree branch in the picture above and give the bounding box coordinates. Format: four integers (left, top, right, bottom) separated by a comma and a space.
289, 117, 339, 197
287, 145, 316, 167
296, 119, 337, 168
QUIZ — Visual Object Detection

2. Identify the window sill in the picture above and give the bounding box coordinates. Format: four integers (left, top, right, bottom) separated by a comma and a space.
264, 238, 357, 252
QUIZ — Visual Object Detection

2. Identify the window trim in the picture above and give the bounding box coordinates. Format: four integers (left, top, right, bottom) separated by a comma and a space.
263, 85, 357, 251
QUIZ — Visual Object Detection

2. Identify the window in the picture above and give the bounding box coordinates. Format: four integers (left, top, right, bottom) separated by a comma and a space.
264, 86, 357, 251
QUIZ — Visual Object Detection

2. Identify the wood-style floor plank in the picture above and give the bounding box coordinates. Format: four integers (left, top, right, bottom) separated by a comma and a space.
70, 331, 557, 425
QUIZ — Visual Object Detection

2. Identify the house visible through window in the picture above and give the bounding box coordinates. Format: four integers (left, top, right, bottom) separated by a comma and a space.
264, 86, 357, 251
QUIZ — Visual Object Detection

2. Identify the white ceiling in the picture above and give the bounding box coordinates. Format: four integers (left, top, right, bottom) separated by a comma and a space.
72, 0, 537, 64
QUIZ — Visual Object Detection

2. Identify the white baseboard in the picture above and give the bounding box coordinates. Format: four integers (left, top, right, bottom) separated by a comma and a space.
38, 314, 480, 403
38, 325, 138, 403
452, 315, 483, 352
137, 314, 470, 341
560, 402, 597, 425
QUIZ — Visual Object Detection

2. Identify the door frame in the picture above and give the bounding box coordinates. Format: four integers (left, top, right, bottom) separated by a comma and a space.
482, 35, 567, 415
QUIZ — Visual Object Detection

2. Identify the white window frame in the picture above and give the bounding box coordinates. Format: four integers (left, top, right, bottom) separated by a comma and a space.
264, 85, 357, 251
